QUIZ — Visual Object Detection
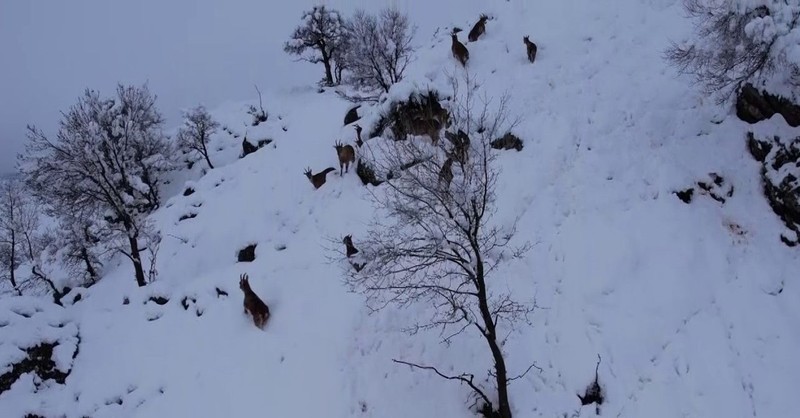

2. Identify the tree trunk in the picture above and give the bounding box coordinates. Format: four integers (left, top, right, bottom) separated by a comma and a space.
474, 252, 513, 418
128, 235, 147, 287
80, 247, 98, 283
322, 53, 334, 86
9, 230, 20, 295
487, 327, 512, 418
202, 146, 215, 169
32, 265, 63, 306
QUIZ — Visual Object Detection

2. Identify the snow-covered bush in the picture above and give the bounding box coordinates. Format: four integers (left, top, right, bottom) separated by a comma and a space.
666, 0, 800, 102
284, 6, 348, 86
344, 8, 416, 93
21, 84, 173, 287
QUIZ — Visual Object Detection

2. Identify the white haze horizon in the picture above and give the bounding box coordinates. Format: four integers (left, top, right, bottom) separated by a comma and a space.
0, 0, 433, 175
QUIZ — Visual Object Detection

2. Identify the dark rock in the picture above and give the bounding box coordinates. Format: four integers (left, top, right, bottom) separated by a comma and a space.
344, 105, 361, 126
179, 213, 197, 222
215, 288, 229, 298
356, 160, 383, 187
241, 138, 273, 158
148, 296, 169, 305
736, 83, 800, 126
699, 173, 732, 203
747, 132, 800, 246
0, 342, 72, 395
181, 297, 196, 310
381, 91, 449, 142
491, 132, 524, 151
241, 138, 259, 157
183, 187, 195, 197
675, 188, 694, 204
238, 244, 257, 262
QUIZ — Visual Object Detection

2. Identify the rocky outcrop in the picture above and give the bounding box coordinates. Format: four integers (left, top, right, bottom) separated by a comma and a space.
379, 91, 450, 142
0, 299, 80, 396
491, 132, 524, 151
747, 132, 800, 246
736, 84, 800, 126
344, 105, 361, 126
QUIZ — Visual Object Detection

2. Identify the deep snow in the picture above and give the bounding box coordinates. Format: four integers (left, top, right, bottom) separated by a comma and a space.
2, 0, 800, 417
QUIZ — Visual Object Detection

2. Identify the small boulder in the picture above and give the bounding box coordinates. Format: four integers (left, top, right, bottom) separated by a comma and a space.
238, 244, 257, 262
736, 83, 800, 126
344, 105, 361, 126
491, 133, 524, 151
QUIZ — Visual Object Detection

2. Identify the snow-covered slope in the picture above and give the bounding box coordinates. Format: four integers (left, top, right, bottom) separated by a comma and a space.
2, 0, 799, 417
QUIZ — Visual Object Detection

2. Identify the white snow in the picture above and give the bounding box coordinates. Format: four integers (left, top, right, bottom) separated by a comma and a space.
2, 0, 800, 417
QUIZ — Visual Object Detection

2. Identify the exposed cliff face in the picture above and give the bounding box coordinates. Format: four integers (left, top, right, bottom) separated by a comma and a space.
737, 83, 800, 127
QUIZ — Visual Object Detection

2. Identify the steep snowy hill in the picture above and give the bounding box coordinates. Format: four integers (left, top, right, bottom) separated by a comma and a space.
2, 1, 799, 418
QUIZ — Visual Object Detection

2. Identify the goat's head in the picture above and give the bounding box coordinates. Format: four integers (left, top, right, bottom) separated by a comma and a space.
303, 167, 312, 177
239, 273, 250, 291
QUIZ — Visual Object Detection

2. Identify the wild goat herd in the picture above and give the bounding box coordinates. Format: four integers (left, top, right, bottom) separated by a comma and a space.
301, 14, 536, 191
243, 14, 535, 330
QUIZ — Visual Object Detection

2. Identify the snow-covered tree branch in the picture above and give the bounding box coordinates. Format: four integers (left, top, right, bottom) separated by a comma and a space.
20, 84, 173, 287
344, 8, 416, 93
666, 0, 800, 102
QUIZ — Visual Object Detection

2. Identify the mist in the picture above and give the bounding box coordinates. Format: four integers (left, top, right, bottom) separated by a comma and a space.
0, 0, 412, 174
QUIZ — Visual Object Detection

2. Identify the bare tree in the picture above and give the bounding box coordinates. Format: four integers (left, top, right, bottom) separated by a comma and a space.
177, 105, 219, 169
21, 84, 173, 287
0, 179, 25, 295
50, 206, 103, 286
284, 5, 348, 86
666, 0, 800, 102
0, 178, 67, 302
344, 8, 416, 93
344, 74, 531, 418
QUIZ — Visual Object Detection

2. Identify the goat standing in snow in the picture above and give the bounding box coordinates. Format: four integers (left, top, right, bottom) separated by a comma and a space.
468, 14, 489, 42
523, 36, 538, 63
304, 167, 336, 189
451, 32, 469, 67
334, 140, 356, 176
239, 273, 270, 329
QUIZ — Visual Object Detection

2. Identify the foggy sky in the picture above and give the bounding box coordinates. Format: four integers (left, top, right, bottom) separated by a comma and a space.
0, 0, 458, 175
0, 0, 370, 174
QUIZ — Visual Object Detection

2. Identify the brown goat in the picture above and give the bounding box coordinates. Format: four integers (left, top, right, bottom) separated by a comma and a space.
304, 167, 336, 189
444, 129, 470, 164
439, 157, 454, 189
523, 36, 538, 63
343, 235, 366, 272
343, 235, 359, 258
239, 273, 270, 329
468, 14, 489, 42
334, 140, 356, 176
353, 124, 364, 147
451, 33, 469, 67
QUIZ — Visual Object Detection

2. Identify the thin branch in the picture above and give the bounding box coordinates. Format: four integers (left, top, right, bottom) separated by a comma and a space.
392, 359, 492, 408
507, 362, 542, 383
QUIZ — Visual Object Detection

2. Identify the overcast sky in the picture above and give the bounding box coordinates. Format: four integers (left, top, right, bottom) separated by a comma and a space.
0, 0, 420, 175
